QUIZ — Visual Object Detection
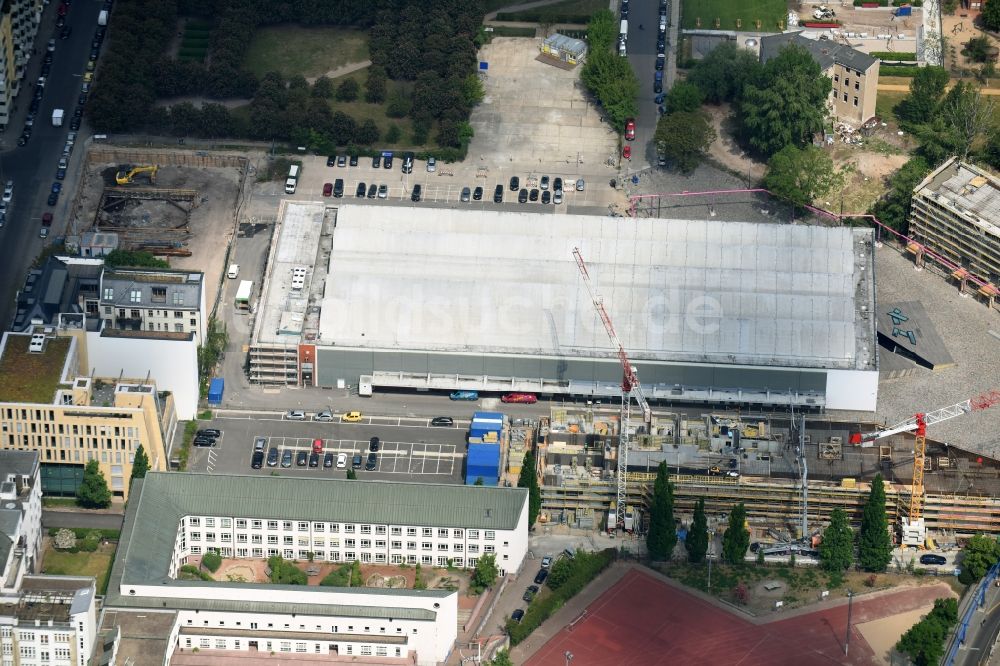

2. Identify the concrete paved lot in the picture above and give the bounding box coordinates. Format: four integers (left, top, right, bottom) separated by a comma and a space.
185, 413, 468, 485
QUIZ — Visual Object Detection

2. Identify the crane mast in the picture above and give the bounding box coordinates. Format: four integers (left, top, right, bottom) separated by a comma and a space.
572, 248, 651, 529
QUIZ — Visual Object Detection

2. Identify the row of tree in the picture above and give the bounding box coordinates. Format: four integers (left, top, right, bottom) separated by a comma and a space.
74, 445, 150, 509
581, 11, 639, 131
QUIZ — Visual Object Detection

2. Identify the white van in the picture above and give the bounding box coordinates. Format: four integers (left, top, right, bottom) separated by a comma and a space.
284, 164, 300, 194
227, 264, 239, 279
619, 19, 628, 40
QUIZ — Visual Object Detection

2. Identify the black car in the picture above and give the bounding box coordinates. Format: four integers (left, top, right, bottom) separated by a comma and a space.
920, 554, 947, 565
73, 106, 84, 118
540, 175, 549, 190
41, 64, 51, 77
17, 136, 28, 147
430, 416, 454, 427
251, 451, 264, 469
473, 186, 483, 201
296, 451, 308, 466
522, 585, 539, 602
326, 155, 336, 167
309, 452, 320, 467
324, 452, 335, 468
352, 454, 363, 469
401, 152, 414, 174
534, 569, 548, 585
518, 188, 528, 203
333, 178, 344, 197
365, 452, 378, 470
267, 447, 280, 466
90, 48, 99, 60
656, 57, 664, 71
349, 154, 358, 166
47, 192, 59, 206
509, 176, 519, 191
383, 154, 393, 169
369, 437, 380, 452
337, 155, 347, 167
511, 609, 525, 623
193, 437, 214, 447
29, 99, 40, 113
493, 184, 503, 203
44, 53, 53, 65
411, 184, 421, 202
367, 183, 378, 199
657, 38, 665, 51
198, 429, 221, 438
654, 81, 662, 94
60, 26, 72, 39
553, 177, 563, 192
69, 118, 81, 131
529, 188, 539, 202
372, 155, 381, 168
354, 182, 365, 197
541, 190, 551, 204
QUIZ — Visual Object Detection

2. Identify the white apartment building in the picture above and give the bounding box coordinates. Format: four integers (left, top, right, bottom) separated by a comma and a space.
106, 473, 530, 665
0, 0, 45, 129
0, 576, 98, 666
0, 451, 41, 593
99, 268, 206, 345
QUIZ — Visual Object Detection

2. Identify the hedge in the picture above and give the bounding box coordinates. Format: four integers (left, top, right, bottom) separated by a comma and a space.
48, 527, 121, 541
871, 51, 917, 61
506, 549, 615, 645
879, 65, 922, 77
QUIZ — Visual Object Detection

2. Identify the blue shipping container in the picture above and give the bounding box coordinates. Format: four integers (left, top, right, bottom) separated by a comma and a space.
207, 378, 224, 405
472, 411, 505, 426
896, 5, 911, 15
466, 444, 501, 486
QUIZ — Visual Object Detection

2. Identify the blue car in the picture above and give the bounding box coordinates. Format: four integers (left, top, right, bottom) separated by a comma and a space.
55, 168, 66, 181
449, 391, 479, 401
51, 182, 61, 194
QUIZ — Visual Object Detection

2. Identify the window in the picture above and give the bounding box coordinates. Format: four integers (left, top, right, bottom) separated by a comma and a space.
422, 542, 432, 551
129, 289, 141, 303
421, 555, 432, 565
375, 525, 386, 535
172, 292, 184, 305
252, 520, 263, 529
834, 74, 839, 82
853, 96, 858, 107
360, 539, 371, 549
283, 536, 293, 545
437, 556, 448, 566
453, 529, 463, 538
298, 522, 309, 531
485, 531, 495, 540
407, 541, 416, 550
422, 528, 433, 537
103, 288, 113, 300
468, 530, 479, 539
330, 523, 339, 532
236, 519, 246, 529
216, 639, 227, 649
313, 523, 325, 532
438, 543, 449, 551
854, 81, 859, 91
174, 311, 183, 319
407, 527, 417, 537
454, 543, 463, 552
438, 528, 448, 538
484, 545, 495, 553
151, 287, 166, 303
344, 524, 355, 533
469, 544, 479, 553
174, 324, 184, 332
391, 527, 402, 536
843, 92, 848, 102
267, 535, 278, 544
190, 532, 201, 541
267, 521, 278, 529
391, 541, 402, 550
345, 539, 355, 548
221, 518, 231, 528
360, 525, 371, 534
189, 518, 201, 527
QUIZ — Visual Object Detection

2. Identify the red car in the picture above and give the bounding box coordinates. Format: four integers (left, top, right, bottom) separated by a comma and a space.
501, 393, 538, 404
312, 439, 324, 454
625, 118, 636, 141
622, 145, 631, 159
322, 182, 333, 197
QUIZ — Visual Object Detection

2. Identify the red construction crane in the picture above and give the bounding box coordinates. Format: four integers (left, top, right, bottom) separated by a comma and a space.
849, 389, 1000, 545
573, 247, 651, 530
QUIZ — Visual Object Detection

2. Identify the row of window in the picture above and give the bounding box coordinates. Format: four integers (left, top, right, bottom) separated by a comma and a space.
186, 517, 495, 540
1, 440, 137, 465
0, 414, 139, 439
188, 533, 496, 553
103, 288, 187, 306
8, 632, 71, 643
182, 637, 399, 658
186, 546, 482, 568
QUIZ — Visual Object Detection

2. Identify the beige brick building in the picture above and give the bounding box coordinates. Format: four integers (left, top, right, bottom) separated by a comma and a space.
0, 331, 174, 500
759, 32, 879, 127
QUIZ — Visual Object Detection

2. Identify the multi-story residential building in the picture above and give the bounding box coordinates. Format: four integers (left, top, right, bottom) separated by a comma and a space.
759, 32, 879, 127
0, 331, 173, 500
0, 0, 45, 129
105, 473, 530, 665
0, 576, 98, 666
0, 452, 41, 593
98, 268, 206, 345
909, 157, 1000, 305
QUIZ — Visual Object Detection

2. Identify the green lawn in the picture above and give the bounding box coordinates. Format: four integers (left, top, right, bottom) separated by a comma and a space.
325, 72, 422, 149
244, 26, 369, 79
0, 335, 71, 404
681, 0, 786, 31
876, 89, 906, 123
42, 544, 116, 593
495, 0, 609, 22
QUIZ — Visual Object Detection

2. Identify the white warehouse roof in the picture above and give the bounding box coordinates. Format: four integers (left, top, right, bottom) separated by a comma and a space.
319, 205, 875, 371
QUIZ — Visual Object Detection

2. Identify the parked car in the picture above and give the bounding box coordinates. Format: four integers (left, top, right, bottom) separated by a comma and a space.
378, 184, 388, 199
625, 118, 636, 140
493, 185, 503, 203
254, 437, 267, 452
369, 437, 380, 452
296, 451, 308, 467
286, 410, 306, 420
473, 186, 483, 201
534, 569, 548, 585
313, 439, 324, 454
198, 429, 221, 438
365, 452, 378, 470
511, 609, 525, 623
460, 187, 471, 202
356, 182, 366, 198
509, 176, 519, 191
411, 184, 421, 202
343, 411, 363, 422
315, 410, 334, 422
323, 452, 335, 468
623, 145, 631, 159
540, 175, 549, 190
337, 155, 347, 167
322, 182, 333, 197
518, 188, 528, 203
333, 178, 344, 197
522, 585, 539, 602
267, 448, 280, 466
541, 190, 551, 204
383, 154, 393, 169
920, 554, 947, 566
450, 391, 479, 401
251, 451, 264, 469
553, 177, 563, 192
426, 157, 437, 172
430, 416, 454, 427
193, 437, 214, 447
372, 155, 381, 168
308, 452, 320, 468
351, 454, 363, 469
367, 183, 378, 199
541, 556, 553, 568
529, 188, 539, 202
326, 155, 336, 167
337, 453, 348, 469
349, 154, 358, 166
281, 450, 293, 467
502, 393, 538, 404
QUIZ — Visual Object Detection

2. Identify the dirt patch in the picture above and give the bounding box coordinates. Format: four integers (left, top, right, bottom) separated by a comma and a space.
703, 103, 766, 183
857, 605, 934, 665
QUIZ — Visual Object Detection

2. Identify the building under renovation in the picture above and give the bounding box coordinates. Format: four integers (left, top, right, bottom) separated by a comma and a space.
248, 203, 879, 412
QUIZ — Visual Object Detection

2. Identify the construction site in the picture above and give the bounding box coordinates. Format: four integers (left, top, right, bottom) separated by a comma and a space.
68, 148, 248, 313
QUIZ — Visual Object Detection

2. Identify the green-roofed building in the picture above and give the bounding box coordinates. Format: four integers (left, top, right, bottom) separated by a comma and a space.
105, 472, 529, 665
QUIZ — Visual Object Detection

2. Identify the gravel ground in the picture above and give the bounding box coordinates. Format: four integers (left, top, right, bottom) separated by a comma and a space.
840, 244, 1000, 456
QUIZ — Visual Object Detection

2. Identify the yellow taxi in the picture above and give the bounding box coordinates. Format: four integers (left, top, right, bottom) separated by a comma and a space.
342, 411, 363, 422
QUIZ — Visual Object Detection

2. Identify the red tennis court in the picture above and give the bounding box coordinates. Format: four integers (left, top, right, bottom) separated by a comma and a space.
524, 568, 946, 666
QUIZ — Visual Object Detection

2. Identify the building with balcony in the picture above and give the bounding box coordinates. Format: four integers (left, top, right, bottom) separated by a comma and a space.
0, 0, 45, 128
0, 331, 174, 500
98, 268, 205, 345
0, 452, 41, 593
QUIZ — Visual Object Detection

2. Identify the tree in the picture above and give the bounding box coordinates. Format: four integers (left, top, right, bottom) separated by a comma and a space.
472, 553, 499, 592
646, 462, 677, 560
201, 551, 222, 573
897, 597, 959, 666
721, 503, 750, 565
267, 556, 307, 585
859, 474, 893, 572
346, 468, 357, 480
871, 157, 931, 233
959, 534, 1000, 581
581, 49, 640, 131
939, 81, 997, 161
663, 81, 704, 115
654, 111, 716, 173
818, 508, 854, 573
385, 124, 402, 143
350, 559, 363, 587
76, 460, 111, 509
365, 66, 388, 103
129, 445, 150, 491
104, 250, 169, 269
686, 498, 709, 563
895, 66, 950, 126
688, 41, 761, 104
386, 90, 413, 118
413, 563, 427, 589
336, 78, 360, 102
738, 44, 831, 157
356, 118, 380, 145
546, 556, 574, 591
517, 450, 541, 528
311, 76, 334, 99
764, 144, 842, 208
486, 650, 514, 666
983, 0, 1000, 32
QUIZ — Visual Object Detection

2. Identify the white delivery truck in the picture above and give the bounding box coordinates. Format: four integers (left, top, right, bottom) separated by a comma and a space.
284, 164, 300, 194
98, 10, 108, 26
52, 109, 64, 127
619, 19, 628, 41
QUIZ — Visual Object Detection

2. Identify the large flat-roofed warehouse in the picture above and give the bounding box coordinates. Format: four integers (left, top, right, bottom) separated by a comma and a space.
249, 204, 878, 411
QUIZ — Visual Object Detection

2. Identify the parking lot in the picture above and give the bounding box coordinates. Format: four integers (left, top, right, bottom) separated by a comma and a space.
184, 412, 468, 485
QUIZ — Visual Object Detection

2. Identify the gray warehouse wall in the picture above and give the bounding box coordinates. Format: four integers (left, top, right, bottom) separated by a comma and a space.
315, 347, 826, 394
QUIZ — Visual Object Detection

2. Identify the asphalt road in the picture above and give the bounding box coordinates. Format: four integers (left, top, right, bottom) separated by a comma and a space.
42, 509, 124, 530
625, 0, 671, 167
0, 0, 102, 328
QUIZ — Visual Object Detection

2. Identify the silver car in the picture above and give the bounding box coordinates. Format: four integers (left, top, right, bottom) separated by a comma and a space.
426, 157, 437, 172
315, 410, 334, 422
286, 410, 306, 420
576, 179, 585, 191
460, 187, 471, 202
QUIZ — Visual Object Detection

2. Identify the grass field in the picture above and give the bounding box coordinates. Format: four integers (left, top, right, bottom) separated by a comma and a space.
244, 26, 369, 79
681, 0, 786, 30
42, 543, 116, 594
322, 71, 422, 149
495, 0, 608, 23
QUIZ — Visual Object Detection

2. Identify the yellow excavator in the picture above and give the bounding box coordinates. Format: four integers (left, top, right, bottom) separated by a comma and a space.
115, 164, 158, 185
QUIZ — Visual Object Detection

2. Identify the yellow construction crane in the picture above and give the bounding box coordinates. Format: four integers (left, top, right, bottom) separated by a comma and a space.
115, 165, 158, 185
850, 389, 1000, 546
